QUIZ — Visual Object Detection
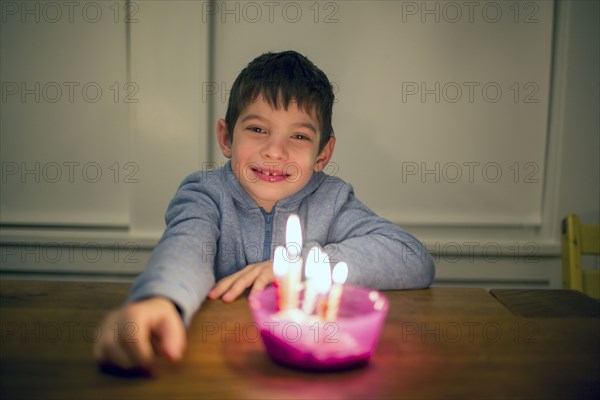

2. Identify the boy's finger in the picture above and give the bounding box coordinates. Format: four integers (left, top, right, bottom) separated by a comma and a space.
250, 263, 275, 294
120, 320, 156, 368
101, 341, 138, 370
99, 342, 155, 376
153, 313, 187, 362
249, 274, 272, 295
207, 270, 241, 299
222, 268, 262, 302
94, 313, 142, 369
209, 265, 255, 300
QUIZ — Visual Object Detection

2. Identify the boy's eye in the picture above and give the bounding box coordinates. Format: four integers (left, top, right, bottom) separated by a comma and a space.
292, 134, 311, 141
248, 126, 265, 133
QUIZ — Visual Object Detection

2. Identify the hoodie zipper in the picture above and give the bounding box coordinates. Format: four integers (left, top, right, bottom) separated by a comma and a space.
261, 208, 274, 261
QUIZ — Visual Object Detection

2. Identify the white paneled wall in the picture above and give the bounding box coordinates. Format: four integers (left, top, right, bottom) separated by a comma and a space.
1, 1, 598, 286
1, 0, 131, 227
212, 1, 553, 227
1, 1, 210, 278
128, 1, 210, 236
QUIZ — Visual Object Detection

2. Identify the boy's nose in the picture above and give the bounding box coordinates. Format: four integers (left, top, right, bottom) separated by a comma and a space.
260, 136, 287, 160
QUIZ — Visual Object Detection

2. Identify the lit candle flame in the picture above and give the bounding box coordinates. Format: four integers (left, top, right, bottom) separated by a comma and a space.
304, 247, 319, 280
285, 214, 302, 258
272, 246, 288, 278
331, 262, 348, 285
314, 249, 332, 294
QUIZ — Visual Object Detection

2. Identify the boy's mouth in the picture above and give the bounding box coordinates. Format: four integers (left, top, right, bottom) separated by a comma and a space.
250, 166, 290, 183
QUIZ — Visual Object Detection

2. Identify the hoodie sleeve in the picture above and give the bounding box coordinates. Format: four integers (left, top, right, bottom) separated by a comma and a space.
127, 173, 220, 326
325, 186, 435, 290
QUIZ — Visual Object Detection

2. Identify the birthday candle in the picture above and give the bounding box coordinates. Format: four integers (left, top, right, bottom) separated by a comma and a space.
301, 246, 321, 315
285, 214, 303, 309
272, 245, 288, 311
325, 262, 348, 321
316, 252, 332, 319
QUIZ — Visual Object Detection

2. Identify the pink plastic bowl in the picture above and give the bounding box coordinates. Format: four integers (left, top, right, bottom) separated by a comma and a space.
249, 285, 389, 371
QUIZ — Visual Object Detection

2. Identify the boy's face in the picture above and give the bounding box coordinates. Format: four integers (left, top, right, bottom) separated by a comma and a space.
217, 95, 335, 212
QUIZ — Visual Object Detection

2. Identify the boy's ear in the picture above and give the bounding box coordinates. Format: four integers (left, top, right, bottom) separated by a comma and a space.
216, 119, 232, 158
314, 137, 336, 172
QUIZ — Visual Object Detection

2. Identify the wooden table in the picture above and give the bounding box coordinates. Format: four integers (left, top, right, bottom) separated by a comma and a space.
1, 280, 598, 399
490, 288, 600, 317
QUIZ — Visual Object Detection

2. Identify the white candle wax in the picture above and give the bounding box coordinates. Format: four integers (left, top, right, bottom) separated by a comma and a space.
301, 246, 321, 315
272, 245, 288, 310
285, 214, 303, 309
286, 246, 302, 309
315, 252, 332, 319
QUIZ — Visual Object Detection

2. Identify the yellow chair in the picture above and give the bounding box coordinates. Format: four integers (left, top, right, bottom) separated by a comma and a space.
561, 214, 600, 299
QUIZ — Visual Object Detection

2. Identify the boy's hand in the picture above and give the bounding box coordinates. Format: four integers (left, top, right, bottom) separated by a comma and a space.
208, 261, 274, 302
93, 297, 186, 374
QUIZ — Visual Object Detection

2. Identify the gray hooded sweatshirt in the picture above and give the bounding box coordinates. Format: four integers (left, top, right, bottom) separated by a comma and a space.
129, 162, 435, 325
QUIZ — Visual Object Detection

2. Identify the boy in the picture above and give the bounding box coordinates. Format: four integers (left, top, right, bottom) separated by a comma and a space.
94, 50, 435, 372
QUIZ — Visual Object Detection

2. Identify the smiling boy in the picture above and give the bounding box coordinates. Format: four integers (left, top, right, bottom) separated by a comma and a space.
94, 51, 435, 372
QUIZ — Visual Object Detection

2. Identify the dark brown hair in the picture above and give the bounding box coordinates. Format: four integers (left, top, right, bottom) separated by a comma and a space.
224, 51, 335, 152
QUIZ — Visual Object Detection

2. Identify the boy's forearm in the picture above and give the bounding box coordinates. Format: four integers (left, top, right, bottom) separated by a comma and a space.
325, 233, 435, 290
325, 192, 435, 289
128, 235, 217, 326
128, 175, 222, 326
